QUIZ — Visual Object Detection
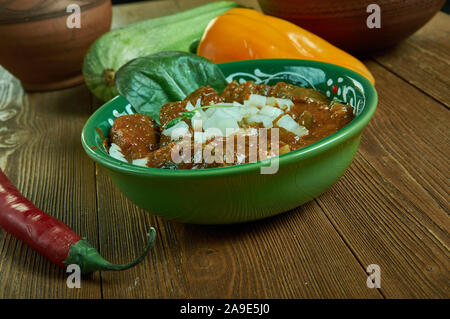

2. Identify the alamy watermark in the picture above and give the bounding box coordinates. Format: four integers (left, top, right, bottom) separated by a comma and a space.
367, 4, 381, 29
66, 4, 81, 29
66, 264, 81, 288
366, 264, 381, 288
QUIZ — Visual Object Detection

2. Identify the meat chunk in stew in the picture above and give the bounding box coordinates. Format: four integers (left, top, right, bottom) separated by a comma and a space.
110, 114, 159, 162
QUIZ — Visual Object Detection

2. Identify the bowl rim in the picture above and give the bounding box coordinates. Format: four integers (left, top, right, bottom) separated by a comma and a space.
81, 59, 377, 178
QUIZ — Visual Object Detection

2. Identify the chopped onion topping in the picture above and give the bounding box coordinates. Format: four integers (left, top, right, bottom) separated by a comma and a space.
275, 98, 294, 111
166, 93, 308, 142
132, 158, 148, 167
203, 109, 239, 136
162, 120, 190, 140
246, 114, 274, 128
245, 94, 266, 107
259, 105, 283, 121
109, 143, 127, 163
276, 114, 309, 137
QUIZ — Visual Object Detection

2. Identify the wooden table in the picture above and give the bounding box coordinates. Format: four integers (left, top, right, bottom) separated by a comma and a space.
0, 0, 448, 299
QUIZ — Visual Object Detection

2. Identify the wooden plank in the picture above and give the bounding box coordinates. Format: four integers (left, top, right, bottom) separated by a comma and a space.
96, 0, 380, 299
372, 12, 450, 107
0, 67, 101, 298
364, 62, 449, 233
95, 165, 382, 298
316, 61, 450, 298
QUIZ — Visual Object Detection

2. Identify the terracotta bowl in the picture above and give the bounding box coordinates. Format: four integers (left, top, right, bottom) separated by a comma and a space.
0, 0, 112, 91
257, 0, 445, 53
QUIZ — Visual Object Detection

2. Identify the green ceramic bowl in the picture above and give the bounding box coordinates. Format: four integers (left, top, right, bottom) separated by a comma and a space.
81, 59, 377, 224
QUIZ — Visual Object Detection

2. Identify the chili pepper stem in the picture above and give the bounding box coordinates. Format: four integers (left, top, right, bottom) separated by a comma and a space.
102, 69, 116, 87
64, 227, 156, 275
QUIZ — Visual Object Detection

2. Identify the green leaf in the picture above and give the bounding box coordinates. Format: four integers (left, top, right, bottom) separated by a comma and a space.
115, 51, 228, 124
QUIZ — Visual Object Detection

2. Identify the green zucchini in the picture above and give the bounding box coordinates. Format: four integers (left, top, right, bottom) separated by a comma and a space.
82, 1, 238, 102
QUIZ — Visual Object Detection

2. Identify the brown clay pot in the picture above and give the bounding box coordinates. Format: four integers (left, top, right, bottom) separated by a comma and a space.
0, 0, 112, 91
257, 0, 445, 53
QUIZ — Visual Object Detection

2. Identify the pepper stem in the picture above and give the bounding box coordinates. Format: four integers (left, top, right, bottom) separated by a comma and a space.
64, 227, 156, 275
102, 68, 116, 87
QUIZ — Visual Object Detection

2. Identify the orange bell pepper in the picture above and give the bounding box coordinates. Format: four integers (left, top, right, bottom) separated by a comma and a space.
197, 8, 375, 85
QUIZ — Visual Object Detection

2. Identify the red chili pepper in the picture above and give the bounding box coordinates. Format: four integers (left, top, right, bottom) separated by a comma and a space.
0, 169, 155, 274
